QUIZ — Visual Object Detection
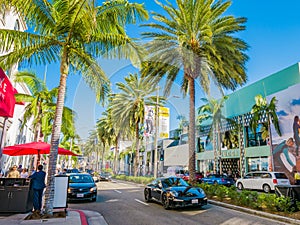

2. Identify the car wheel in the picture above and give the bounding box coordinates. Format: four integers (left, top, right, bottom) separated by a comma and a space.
213, 181, 218, 185
144, 189, 151, 202
162, 193, 170, 210
263, 184, 271, 193
91, 195, 97, 202
237, 182, 243, 190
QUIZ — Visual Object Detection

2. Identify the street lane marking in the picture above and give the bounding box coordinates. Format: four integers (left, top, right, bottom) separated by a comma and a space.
114, 190, 122, 193
135, 199, 149, 206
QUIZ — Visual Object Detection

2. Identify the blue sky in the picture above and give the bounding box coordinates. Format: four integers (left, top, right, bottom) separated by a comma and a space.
34, 0, 300, 140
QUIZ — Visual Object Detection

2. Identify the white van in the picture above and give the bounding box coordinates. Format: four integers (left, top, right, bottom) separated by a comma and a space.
235, 171, 290, 193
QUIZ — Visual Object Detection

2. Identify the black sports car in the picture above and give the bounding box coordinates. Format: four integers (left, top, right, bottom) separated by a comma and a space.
144, 177, 207, 209
67, 173, 97, 202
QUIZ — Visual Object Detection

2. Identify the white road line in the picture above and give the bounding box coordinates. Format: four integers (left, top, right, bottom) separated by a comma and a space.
114, 190, 122, 193
135, 199, 149, 206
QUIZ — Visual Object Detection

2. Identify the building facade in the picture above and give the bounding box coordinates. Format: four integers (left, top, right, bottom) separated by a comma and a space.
197, 62, 300, 182
0, 7, 34, 170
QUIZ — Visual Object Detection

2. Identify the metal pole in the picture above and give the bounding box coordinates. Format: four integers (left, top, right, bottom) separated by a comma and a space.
0, 117, 8, 168
154, 87, 159, 178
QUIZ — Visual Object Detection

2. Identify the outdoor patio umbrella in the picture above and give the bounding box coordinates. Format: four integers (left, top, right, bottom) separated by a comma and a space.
3, 141, 79, 167
3, 141, 79, 156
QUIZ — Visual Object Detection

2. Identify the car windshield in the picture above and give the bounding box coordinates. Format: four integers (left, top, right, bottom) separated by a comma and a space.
162, 178, 189, 187
69, 175, 94, 183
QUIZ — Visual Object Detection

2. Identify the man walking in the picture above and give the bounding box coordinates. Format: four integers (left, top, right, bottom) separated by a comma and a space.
29, 164, 46, 213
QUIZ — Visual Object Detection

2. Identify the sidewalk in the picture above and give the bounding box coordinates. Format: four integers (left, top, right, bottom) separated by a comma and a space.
0, 209, 108, 225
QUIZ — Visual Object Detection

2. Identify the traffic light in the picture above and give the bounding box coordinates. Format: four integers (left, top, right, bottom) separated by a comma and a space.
159, 150, 164, 161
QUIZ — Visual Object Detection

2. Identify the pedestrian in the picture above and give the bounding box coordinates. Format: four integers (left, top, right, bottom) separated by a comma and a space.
7, 165, 20, 178
294, 170, 300, 185
59, 168, 67, 175
29, 164, 46, 213
20, 168, 29, 178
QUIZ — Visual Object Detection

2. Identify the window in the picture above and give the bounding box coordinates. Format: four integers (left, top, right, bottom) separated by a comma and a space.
247, 157, 268, 172
14, 19, 20, 31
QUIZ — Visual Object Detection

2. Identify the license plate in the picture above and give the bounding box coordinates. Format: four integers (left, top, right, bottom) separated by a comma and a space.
192, 199, 198, 204
77, 193, 84, 197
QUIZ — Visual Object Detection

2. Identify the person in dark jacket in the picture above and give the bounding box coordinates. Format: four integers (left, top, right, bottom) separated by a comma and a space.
29, 164, 46, 213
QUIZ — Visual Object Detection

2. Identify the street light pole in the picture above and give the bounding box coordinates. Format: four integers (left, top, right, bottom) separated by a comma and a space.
154, 87, 159, 178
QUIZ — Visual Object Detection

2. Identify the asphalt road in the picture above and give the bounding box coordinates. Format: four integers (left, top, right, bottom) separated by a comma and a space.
68, 179, 290, 225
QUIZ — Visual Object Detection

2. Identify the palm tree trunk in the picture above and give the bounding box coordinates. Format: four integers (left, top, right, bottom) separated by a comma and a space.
44, 50, 69, 215
101, 144, 105, 172
267, 115, 274, 171
134, 123, 140, 176
188, 77, 196, 184
213, 124, 217, 174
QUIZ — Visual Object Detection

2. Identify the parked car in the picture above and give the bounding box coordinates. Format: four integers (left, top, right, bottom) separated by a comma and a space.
235, 171, 290, 193
144, 177, 207, 209
201, 174, 235, 186
100, 172, 112, 181
182, 172, 203, 182
66, 168, 80, 174
67, 173, 97, 202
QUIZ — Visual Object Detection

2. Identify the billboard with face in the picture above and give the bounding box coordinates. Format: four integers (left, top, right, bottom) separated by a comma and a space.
267, 83, 300, 182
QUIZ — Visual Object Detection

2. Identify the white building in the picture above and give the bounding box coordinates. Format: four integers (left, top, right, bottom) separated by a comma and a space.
0, 7, 34, 171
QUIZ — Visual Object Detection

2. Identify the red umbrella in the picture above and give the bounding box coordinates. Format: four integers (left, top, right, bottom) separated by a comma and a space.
3, 141, 79, 156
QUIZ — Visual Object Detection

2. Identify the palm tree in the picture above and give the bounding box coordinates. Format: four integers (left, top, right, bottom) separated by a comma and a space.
1, 0, 148, 214
249, 94, 281, 171
96, 112, 113, 172
109, 73, 160, 176
141, 0, 248, 183
197, 96, 229, 174
14, 71, 58, 142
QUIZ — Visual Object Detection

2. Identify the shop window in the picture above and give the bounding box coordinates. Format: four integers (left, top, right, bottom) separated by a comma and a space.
247, 157, 268, 172
245, 125, 266, 147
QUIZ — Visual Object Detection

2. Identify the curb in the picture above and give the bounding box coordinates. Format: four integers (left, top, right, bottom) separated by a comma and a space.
208, 200, 300, 225
69, 209, 88, 225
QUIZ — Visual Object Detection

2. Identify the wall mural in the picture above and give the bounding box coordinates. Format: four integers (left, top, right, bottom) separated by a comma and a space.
267, 82, 300, 183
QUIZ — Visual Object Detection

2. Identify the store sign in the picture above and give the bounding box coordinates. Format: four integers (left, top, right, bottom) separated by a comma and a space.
0, 68, 16, 118
221, 149, 240, 158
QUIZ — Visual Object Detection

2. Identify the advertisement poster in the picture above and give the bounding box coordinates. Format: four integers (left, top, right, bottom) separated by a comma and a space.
158, 107, 170, 138
267, 83, 300, 182
144, 105, 155, 137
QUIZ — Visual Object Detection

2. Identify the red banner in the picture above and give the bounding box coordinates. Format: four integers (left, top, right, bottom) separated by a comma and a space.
0, 68, 16, 117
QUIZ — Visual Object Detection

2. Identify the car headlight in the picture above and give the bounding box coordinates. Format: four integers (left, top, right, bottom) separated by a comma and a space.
170, 190, 178, 197
68, 188, 72, 193
90, 186, 97, 192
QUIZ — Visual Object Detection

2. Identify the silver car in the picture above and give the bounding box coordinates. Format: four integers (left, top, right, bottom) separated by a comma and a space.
236, 171, 290, 193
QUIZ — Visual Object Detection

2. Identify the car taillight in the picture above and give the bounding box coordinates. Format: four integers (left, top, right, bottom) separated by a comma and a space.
273, 179, 278, 184
221, 178, 224, 182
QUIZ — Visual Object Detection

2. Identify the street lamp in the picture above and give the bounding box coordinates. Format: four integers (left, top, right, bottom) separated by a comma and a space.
154, 87, 159, 179
153, 90, 180, 178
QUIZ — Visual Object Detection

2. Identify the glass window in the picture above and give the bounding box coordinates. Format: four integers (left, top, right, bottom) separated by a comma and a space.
247, 157, 268, 172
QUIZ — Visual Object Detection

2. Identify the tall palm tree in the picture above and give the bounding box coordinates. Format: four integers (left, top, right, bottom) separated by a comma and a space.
1, 0, 148, 214
249, 94, 281, 171
141, 0, 248, 183
96, 112, 113, 172
197, 96, 229, 173
109, 73, 160, 176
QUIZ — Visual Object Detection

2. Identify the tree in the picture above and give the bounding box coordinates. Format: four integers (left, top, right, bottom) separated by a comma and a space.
141, 0, 248, 183
109, 73, 159, 176
14, 71, 58, 141
249, 94, 281, 171
14, 71, 77, 167
96, 112, 113, 172
0, 0, 148, 214
197, 96, 229, 174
